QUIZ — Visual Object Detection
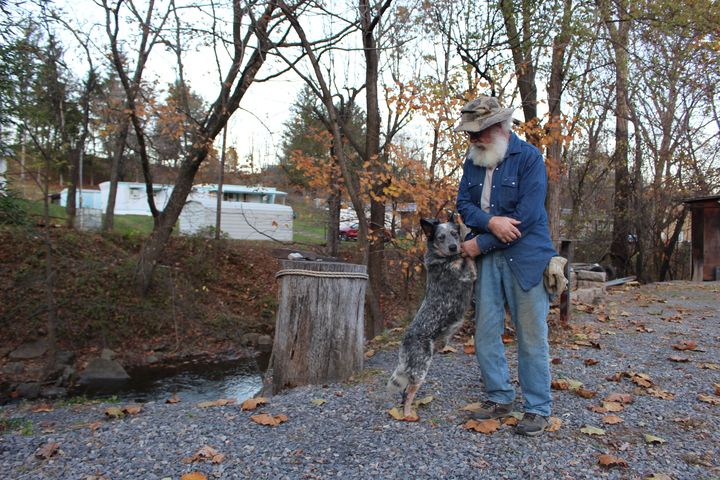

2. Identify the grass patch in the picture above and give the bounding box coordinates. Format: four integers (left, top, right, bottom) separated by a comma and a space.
0, 416, 33, 435
288, 199, 327, 245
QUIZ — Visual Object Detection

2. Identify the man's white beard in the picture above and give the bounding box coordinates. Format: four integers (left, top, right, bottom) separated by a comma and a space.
468, 133, 509, 168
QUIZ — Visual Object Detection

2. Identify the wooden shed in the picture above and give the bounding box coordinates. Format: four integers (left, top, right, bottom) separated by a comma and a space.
683, 195, 720, 281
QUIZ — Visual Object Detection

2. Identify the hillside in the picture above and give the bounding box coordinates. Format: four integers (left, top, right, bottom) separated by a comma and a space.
0, 216, 422, 395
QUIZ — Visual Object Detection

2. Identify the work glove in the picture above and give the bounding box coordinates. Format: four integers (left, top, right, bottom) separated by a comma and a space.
544, 256, 568, 298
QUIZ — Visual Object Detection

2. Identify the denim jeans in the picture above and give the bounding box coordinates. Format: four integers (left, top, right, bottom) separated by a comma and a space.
474, 252, 552, 416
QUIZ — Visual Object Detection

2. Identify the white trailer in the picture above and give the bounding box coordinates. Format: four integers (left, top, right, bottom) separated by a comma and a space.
179, 199, 293, 241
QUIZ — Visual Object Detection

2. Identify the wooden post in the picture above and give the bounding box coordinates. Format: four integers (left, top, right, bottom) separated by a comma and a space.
559, 240, 574, 326
272, 260, 367, 393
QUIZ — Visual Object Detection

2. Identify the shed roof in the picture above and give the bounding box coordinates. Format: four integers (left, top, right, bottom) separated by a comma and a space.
683, 195, 720, 204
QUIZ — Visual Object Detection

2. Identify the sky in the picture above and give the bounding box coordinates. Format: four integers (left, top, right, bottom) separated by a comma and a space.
51, 0, 307, 170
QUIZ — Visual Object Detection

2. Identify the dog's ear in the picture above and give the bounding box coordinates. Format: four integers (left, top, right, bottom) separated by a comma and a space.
448, 212, 456, 224
420, 218, 439, 238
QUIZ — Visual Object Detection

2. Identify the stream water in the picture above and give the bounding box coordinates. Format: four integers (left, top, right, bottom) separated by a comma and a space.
74, 353, 271, 404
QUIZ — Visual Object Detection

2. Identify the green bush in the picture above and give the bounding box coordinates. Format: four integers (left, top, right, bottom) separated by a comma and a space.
0, 190, 29, 226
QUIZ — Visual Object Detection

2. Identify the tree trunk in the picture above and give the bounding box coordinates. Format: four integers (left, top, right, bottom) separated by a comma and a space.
272, 259, 367, 393
135, 144, 206, 294
66, 147, 79, 229
599, 0, 632, 277
327, 174, 340, 256
360, 0, 386, 339
103, 121, 130, 231
500, 0, 539, 144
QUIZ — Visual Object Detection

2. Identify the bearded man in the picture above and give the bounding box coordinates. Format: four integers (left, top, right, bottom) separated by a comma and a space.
456, 96, 557, 436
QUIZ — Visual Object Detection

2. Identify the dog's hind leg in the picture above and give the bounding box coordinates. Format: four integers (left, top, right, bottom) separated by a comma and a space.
403, 383, 420, 418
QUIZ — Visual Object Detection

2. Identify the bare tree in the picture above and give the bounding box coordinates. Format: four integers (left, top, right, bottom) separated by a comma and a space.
135, 0, 284, 293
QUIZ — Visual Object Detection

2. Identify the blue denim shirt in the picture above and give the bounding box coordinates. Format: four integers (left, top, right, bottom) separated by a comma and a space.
456, 133, 556, 290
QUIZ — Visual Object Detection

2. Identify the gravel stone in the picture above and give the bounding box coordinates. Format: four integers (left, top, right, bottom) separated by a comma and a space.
1, 281, 718, 479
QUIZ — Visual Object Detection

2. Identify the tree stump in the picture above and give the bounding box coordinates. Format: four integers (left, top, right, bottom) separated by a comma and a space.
272, 260, 367, 393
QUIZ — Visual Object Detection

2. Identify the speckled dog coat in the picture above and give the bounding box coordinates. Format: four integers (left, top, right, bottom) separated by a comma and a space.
387, 217, 477, 416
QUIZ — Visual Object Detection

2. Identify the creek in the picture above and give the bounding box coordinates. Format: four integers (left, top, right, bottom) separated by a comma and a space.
74, 352, 271, 404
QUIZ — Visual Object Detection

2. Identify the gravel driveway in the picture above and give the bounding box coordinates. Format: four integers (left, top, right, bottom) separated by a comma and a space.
1, 281, 718, 479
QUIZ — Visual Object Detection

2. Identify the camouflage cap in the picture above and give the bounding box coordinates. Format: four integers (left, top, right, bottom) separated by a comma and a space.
455, 96, 516, 133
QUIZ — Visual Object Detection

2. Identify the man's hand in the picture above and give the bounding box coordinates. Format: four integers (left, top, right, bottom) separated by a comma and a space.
488, 216, 521, 243
461, 238, 481, 258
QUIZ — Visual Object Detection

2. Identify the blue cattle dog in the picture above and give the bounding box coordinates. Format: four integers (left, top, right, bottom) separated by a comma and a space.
387, 215, 477, 417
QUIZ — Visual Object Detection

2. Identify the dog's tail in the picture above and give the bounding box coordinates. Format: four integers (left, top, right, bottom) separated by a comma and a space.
386, 367, 410, 394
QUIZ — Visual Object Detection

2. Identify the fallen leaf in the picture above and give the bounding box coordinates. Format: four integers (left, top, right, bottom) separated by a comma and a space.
589, 405, 608, 414
310, 399, 327, 406
584, 358, 599, 366
619, 311, 631, 317
575, 387, 597, 399
32, 403, 54, 413
551, 357, 562, 364
388, 407, 419, 422
697, 394, 720, 405
501, 333, 514, 344
647, 387, 675, 400
671, 340, 700, 351
180, 472, 207, 480
575, 304, 594, 312
439, 345, 457, 354
35, 442, 60, 460
104, 407, 124, 419
668, 356, 689, 363
606, 372, 624, 382
503, 416, 519, 426
87, 421, 103, 431
463, 344, 476, 355
714, 384, 720, 396
598, 454, 628, 468
602, 401, 624, 412
546, 416, 562, 432
635, 324, 654, 333
364, 349, 376, 359
604, 393, 634, 404
645, 474, 673, 480
567, 379, 584, 391
581, 425, 606, 436
412, 395, 434, 407
197, 399, 235, 408
698, 362, 720, 370
596, 313, 610, 322
462, 418, 500, 434
240, 397, 269, 411
644, 434, 667, 444
461, 402, 483, 412
250, 413, 288, 426
390, 327, 404, 333
122, 404, 142, 415
166, 393, 181, 404
630, 372, 653, 388
182, 445, 225, 464
551, 379, 569, 390
602, 415, 624, 425
574, 340, 601, 349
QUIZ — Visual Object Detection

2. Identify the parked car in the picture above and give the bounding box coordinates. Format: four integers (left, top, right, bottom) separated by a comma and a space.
339, 223, 359, 241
